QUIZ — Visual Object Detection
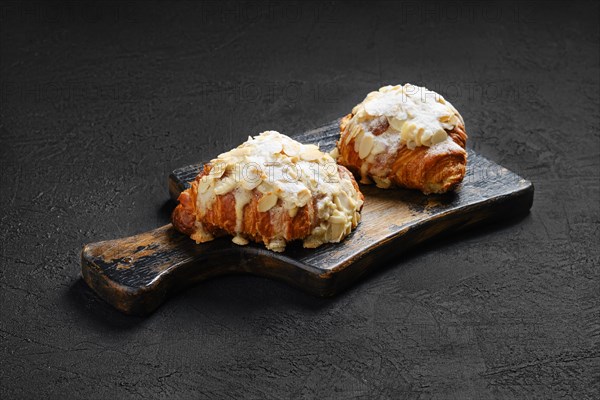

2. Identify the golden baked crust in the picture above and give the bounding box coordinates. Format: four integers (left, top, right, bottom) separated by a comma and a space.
173, 131, 364, 252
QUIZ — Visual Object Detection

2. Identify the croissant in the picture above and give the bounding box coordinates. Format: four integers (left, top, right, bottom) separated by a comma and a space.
172, 131, 364, 252
335, 84, 468, 194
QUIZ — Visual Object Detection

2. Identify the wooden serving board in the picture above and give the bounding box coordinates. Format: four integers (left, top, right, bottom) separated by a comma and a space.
82, 120, 534, 315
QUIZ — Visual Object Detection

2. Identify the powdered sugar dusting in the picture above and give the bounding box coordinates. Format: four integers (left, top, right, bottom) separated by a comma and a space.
426, 137, 462, 156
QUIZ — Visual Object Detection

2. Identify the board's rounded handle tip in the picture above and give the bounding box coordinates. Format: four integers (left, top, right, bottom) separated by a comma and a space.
78, 225, 331, 315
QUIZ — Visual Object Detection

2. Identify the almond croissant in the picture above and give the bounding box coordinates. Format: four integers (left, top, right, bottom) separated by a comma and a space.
335, 84, 468, 194
173, 131, 364, 252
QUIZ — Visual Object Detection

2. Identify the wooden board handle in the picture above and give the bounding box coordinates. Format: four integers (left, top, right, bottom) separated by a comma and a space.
82, 225, 217, 315
81, 224, 328, 315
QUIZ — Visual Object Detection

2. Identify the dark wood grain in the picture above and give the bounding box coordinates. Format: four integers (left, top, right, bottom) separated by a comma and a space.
82, 120, 534, 315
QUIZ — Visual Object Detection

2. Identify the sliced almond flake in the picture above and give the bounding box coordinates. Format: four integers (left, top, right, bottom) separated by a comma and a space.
296, 188, 312, 206
328, 222, 345, 242
300, 145, 322, 161
358, 133, 374, 159
283, 142, 300, 157
213, 176, 237, 195
335, 192, 355, 211
328, 213, 347, 225
353, 131, 364, 154
257, 193, 278, 212
198, 177, 212, 193
431, 129, 448, 145
420, 129, 433, 145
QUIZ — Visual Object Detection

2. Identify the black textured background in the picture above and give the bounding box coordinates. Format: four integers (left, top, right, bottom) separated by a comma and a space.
1, 1, 599, 398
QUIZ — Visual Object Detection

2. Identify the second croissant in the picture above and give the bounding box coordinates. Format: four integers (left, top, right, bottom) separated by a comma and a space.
334, 84, 468, 194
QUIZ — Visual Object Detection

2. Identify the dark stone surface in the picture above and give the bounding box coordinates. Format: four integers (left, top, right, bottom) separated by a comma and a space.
1, 1, 598, 398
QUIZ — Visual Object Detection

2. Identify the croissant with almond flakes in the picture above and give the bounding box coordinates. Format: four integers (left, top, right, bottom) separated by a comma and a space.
172, 131, 364, 253
334, 84, 468, 194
